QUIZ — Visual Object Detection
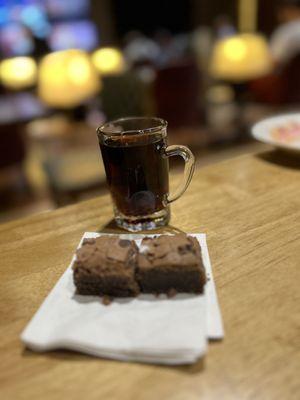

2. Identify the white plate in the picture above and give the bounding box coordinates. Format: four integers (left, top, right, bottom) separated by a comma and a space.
252, 113, 300, 153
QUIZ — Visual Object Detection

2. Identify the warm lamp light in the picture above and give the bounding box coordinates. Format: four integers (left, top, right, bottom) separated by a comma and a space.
0, 57, 37, 89
210, 34, 273, 82
38, 49, 101, 108
91, 47, 126, 76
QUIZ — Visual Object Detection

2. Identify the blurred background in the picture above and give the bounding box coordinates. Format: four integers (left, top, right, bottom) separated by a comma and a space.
0, 0, 299, 223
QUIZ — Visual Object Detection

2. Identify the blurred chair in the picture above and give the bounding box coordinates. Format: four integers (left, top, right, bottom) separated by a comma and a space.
250, 53, 300, 106
281, 54, 300, 104
43, 148, 106, 207
249, 73, 284, 105
0, 123, 25, 169
100, 71, 148, 120
0, 92, 48, 211
27, 116, 107, 207
153, 61, 202, 128
0, 122, 29, 208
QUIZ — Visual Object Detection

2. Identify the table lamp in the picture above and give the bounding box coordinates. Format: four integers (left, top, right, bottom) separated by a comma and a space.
210, 33, 273, 82
0, 57, 37, 90
91, 47, 126, 76
38, 49, 101, 108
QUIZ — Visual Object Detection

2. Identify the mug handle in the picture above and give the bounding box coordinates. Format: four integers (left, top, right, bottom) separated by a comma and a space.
164, 145, 195, 204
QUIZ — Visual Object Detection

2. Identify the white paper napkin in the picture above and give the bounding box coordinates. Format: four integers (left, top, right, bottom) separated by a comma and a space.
21, 233, 224, 365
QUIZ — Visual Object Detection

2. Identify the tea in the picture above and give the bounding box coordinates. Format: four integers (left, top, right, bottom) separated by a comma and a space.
100, 134, 169, 217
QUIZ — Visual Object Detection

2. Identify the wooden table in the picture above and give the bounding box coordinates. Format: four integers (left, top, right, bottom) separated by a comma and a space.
1, 150, 300, 400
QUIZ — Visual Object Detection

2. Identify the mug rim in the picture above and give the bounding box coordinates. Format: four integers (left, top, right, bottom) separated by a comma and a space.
97, 116, 167, 137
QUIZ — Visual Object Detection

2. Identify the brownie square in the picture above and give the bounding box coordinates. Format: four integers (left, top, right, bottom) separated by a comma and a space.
73, 236, 139, 297
136, 234, 206, 294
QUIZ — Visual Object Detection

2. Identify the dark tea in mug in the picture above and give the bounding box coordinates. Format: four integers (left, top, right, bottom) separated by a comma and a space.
97, 117, 195, 232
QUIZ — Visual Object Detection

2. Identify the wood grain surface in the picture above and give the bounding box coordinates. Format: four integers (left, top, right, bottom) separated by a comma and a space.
0, 150, 300, 400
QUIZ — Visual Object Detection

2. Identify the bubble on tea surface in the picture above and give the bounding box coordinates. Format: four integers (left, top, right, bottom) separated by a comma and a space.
103, 123, 123, 134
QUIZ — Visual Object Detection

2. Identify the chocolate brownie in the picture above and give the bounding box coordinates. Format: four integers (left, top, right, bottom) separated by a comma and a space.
73, 236, 139, 297
136, 234, 206, 294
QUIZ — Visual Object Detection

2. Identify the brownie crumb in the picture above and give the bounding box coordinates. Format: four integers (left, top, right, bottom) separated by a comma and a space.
102, 296, 112, 306
167, 288, 177, 298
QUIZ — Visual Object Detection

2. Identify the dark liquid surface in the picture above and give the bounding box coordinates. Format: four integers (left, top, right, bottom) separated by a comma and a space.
100, 135, 169, 217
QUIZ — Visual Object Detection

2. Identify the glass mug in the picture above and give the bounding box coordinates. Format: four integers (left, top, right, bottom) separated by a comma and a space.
97, 117, 195, 232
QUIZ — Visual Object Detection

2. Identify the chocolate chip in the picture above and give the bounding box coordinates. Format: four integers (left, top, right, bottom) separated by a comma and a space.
178, 245, 186, 254
178, 244, 192, 254
119, 239, 131, 247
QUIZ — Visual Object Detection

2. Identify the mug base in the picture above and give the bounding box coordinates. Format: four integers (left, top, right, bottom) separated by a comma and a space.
114, 207, 170, 232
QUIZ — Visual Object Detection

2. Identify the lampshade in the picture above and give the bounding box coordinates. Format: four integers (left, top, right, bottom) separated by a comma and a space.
38, 49, 101, 108
210, 34, 273, 82
0, 57, 37, 89
91, 47, 126, 76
